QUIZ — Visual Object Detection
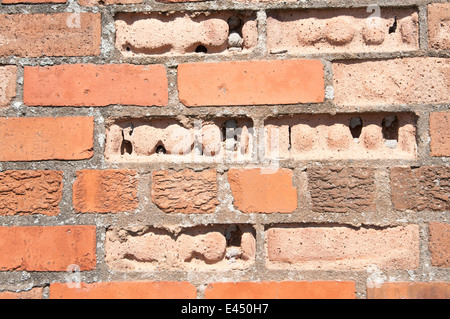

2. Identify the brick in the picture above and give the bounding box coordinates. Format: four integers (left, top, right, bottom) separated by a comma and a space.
0, 117, 94, 162
227, 168, 297, 213
266, 225, 419, 270
105, 225, 255, 271
2, 0, 65, 2
428, 3, 450, 50
205, 281, 356, 299
308, 167, 376, 213
115, 12, 257, 56
367, 282, 450, 299
0, 288, 43, 299
49, 281, 197, 299
79, 0, 141, 5
0, 13, 101, 57
0, 226, 96, 271
24, 64, 168, 107
0, 171, 63, 216
151, 169, 219, 214
391, 167, 449, 212
0, 66, 17, 107
333, 58, 450, 106
265, 113, 416, 160
267, 8, 418, 54
73, 170, 138, 214
177, 60, 324, 106
430, 112, 450, 157
429, 222, 450, 268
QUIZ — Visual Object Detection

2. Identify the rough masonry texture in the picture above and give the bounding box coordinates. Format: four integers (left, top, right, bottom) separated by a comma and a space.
0, 0, 448, 301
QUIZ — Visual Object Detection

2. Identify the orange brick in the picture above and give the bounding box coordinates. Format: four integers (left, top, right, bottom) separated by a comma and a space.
0, 13, 100, 57
0, 226, 96, 271
205, 281, 356, 299
73, 169, 138, 213
430, 112, 450, 157
49, 281, 197, 299
0, 288, 43, 299
178, 60, 324, 106
227, 168, 297, 213
0, 170, 63, 216
23, 64, 168, 107
0, 66, 17, 107
429, 222, 450, 268
367, 282, 450, 299
0, 117, 94, 161
2, 0, 65, 2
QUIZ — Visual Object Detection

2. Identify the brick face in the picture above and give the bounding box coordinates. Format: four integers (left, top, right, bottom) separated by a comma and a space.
0, 13, 101, 57
428, 222, 450, 268
0, 226, 96, 271
428, 3, 450, 50
0, 171, 63, 216
367, 282, 450, 299
0, 66, 17, 107
0, 117, 94, 161
177, 60, 324, 106
429, 112, 450, 157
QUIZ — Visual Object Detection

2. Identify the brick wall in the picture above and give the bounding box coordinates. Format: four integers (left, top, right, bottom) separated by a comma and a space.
0, 0, 448, 300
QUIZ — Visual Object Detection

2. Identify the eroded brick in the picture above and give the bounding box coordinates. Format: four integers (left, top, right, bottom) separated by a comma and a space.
266, 225, 420, 270
151, 169, 219, 214
429, 222, 450, 268
0, 171, 63, 216
308, 167, 376, 213
0, 66, 17, 107
428, 3, 450, 50
391, 167, 450, 212
0, 288, 43, 299
430, 112, 450, 157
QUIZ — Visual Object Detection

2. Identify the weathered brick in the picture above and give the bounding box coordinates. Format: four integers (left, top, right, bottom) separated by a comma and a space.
333, 58, 450, 106
267, 8, 418, 54
23, 64, 168, 107
205, 281, 356, 299
308, 167, 376, 213
391, 167, 450, 212
79, 0, 141, 5
0, 117, 94, 161
49, 281, 197, 299
0, 66, 17, 107
105, 225, 255, 271
0, 226, 96, 271
0, 171, 63, 216
178, 60, 324, 106
73, 170, 138, 214
367, 282, 450, 299
430, 112, 450, 157
227, 168, 297, 213
266, 225, 419, 270
429, 222, 450, 268
0, 288, 43, 299
428, 3, 450, 50
151, 169, 219, 214
2, 0, 65, 2
115, 12, 257, 56
0, 13, 101, 57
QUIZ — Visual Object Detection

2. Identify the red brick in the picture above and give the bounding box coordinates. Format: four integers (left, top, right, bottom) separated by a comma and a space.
333, 58, 450, 106
0, 288, 43, 299
391, 167, 449, 212
308, 166, 376, 213
0, 171, 63, 216
430, 112, 450, 157
266, 225, 419, 270
152, 169, 219, 214
0, 226, 96, 271
23, 64, 168, 107
49, 281, 197, 299
0, 13, 100, 57
0, 117, 94, 162
367, 282, 450, 299
428, 3, 450, 50
73, 170, 138, 214
205, 281, 356, 299
177, 60, 324, 106
2, 0, 65, 2
429, 222, 450, 268
227, 168, 297, 213
0, 66, 17, 107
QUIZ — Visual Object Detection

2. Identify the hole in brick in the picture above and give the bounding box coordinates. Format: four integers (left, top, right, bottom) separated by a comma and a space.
227, 15, 244, 49
382, 115, 399, 148
195, 45, 208, 53
389, 17, 398, 34
349, 117, 363, 140
120, 130, 133, 155
126, 46, 131, 52
156, 145, 167, 154
225, 225, 242, 247
288, 126, 292, 151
